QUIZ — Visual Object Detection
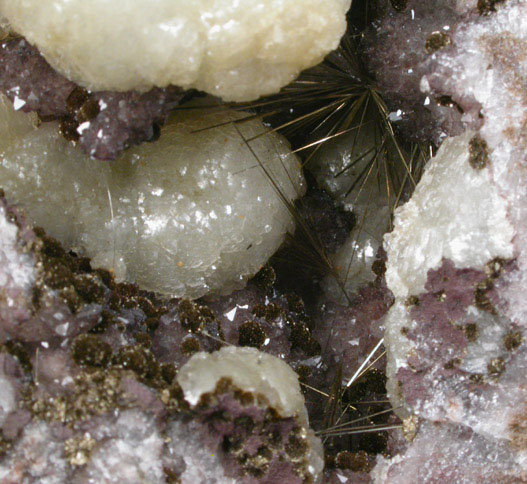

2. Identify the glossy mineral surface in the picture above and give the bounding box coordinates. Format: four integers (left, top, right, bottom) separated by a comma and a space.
0, 98, 305, 298
0, 0, 351, 101
178, 346, 308, 422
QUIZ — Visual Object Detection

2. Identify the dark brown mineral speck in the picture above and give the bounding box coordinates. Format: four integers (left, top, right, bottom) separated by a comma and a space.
181, 337, 201, 356
504, 331, 523, 352
469, 135, 490, 169
238, 321, 267, 349
487, 357, 506, 377
71, 334, 113, 368
478, 0, 506, 15
463, 323, 479, 342
178, 299, 215, 333
285, 433, 308, 458
114, 345, 159, 381
390, 0, 408, 12
425, 31, 452, 54
335, 450, 371, 472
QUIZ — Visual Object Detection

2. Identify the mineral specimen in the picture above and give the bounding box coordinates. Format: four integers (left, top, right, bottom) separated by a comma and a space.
384, 130, 514, 300
0, 97, 305, 298
0, 37, 190, 161
363, 0, 468, 144
373, 421, 527, 484
0, 196, 331, 483
3, 0, 527, 481
0, 37, 192, 160
177, 346, 324, 483
0, 0, 352, 101
377, 1, 527, 480
308, 126, 397, 301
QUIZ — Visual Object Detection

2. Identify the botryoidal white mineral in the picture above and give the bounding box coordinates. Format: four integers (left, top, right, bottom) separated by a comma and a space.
308, 126, 394, 301
0, 0, 351, 101
177, 346, 325, 483
0, 97, 305, 299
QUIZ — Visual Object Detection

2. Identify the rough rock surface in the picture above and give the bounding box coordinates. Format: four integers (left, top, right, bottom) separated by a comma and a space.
373, 421, 527, 484
378, 1, 527, 481
0, 187, 395, 482
364, 0, 479, 145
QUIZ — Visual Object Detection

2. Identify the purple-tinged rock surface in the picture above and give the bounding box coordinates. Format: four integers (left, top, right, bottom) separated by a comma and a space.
373, 421, 527, 484
377, 1, 527, 481
363, 0, 485, 145
0, 37, 188, 160
0, 194, 346, 483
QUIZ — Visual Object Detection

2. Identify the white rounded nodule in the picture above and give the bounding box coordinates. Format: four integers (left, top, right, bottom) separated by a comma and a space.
0, 0, 351, 101
0, 97, 305, 298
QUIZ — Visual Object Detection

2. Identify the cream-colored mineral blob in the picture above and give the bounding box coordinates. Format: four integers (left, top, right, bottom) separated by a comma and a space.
308, 125, 395, 301
177, 346, 324, 482
0, 97, 305, 298
178, 346, 308, 421
0, 0, 351, 101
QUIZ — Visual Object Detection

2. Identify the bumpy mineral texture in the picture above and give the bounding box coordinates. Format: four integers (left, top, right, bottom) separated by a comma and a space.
0, 37, 188, 160
378, 1, 527, 481
364, 0, 481, 145
1, 193, 374, 483
0, 185, 399, 482
373, 421, 527, 484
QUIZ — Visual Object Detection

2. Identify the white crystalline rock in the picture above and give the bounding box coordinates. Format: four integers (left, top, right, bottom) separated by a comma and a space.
72, 411, 166, 484
0, 97, 305, 298
384, 131, 514, 299
166, 420, 238, 484
0, 422, 68, 484
0, 204, 35, 292
0, 412, 166, 484
177, 346, 325, 482
0, 0, 351, 101
372, 422, 527, 484
308, 126, 394, 300
0, 374, 15, 427
178, 345, 308, 423
382, 300, 416, 419
458, 307, 510, 375
420, 0, 527, 324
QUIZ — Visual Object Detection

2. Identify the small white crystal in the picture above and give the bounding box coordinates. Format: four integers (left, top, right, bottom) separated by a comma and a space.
166, 420, 238, 484
0, 97, 305, 298
0, 374, 15, 427
73, 411, 166, 484
0, 0, 351, 101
